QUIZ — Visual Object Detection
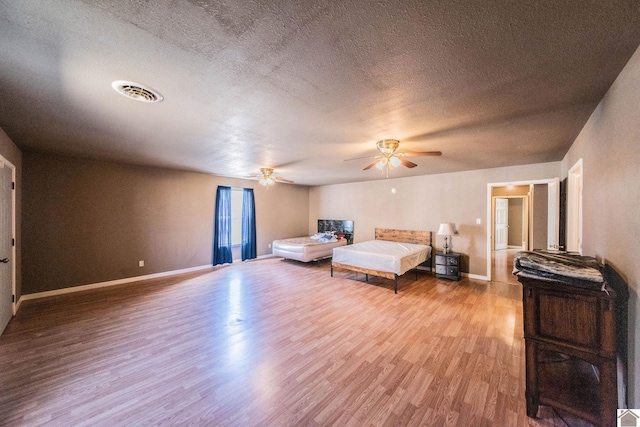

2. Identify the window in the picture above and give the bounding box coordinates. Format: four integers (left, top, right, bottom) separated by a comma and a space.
231, 188, 243, 245
213, 186, 256, 265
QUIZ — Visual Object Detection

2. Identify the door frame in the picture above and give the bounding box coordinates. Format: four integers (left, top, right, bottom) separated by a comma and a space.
0, 154, 16, 318
566, 159, 583, 254
486, 178, 559, 281
492, 195, 528, 250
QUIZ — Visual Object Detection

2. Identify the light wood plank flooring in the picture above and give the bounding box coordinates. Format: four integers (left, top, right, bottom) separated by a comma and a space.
0, 257, 593, 426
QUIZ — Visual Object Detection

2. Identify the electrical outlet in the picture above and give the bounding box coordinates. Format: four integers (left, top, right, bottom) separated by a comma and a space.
476, 218, 481, 225
138, 260, 144, 267
268, 243, 271, 249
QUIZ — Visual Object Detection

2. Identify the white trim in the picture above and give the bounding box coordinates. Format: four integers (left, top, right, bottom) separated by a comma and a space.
0, 155, 16, 321
567, 159, 583, 254
19, 264, 213, 302
463, 272, 490, 281
18, 255, 277, 305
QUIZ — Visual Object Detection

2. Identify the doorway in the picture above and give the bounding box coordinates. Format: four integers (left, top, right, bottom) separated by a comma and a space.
0, 155, 15, 336
486, 178, 560, 281
493, 196, 528, 251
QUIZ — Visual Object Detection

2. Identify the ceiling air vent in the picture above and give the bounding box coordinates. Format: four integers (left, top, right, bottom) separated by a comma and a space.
111, 80, 164, 103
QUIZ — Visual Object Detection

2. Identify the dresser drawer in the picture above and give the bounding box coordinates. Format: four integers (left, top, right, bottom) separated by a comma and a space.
436, 264, 458, 274
436, 254, 458, 266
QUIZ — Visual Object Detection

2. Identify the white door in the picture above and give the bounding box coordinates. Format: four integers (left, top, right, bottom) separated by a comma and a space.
495, 198, 508, 250
0, 161, 14, 335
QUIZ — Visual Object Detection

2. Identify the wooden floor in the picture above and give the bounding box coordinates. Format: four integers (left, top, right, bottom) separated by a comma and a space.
0, 253, 593, 426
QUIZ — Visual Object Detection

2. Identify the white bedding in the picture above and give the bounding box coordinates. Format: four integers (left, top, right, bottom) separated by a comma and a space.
331, 240, 431, 275
272, 236, 347, 262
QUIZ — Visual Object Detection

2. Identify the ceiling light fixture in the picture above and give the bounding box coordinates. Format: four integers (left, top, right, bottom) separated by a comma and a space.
258, 168, 276, 188
244, 168, 294, 188
374, 140, 404, 176
111, 80, 164, 102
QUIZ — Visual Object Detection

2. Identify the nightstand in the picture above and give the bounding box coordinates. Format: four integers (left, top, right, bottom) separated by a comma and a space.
435, 252, 460, 281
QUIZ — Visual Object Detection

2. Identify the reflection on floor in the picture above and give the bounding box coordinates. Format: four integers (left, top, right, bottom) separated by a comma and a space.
492, 248, 521, 286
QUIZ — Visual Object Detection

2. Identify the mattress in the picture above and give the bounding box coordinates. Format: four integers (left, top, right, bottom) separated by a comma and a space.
272, 236, 347, 262
332, 240, 431, 276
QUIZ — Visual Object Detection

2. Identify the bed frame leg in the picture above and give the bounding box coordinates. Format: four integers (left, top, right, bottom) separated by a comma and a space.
365, 274, 369, 282
394, 275, 398, 294
330, 264, 333, 277
415, 267, 418, 280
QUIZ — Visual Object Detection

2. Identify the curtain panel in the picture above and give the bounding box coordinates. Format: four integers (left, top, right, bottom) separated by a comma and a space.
241, 188, 257, 261
212, 186, 233, 265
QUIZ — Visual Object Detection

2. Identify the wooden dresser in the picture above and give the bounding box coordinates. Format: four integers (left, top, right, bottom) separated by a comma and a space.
518, 266, 627, 427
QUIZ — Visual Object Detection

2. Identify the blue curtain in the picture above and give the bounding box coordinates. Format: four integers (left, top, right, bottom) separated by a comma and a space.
213, 186, 233, 265
241, 188, 257, 261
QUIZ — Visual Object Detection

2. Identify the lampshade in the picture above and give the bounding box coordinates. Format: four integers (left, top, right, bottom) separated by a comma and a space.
437, 223, 454, 236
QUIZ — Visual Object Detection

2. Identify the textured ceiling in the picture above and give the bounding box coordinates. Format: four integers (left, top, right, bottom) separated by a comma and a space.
1, 0, 639, 186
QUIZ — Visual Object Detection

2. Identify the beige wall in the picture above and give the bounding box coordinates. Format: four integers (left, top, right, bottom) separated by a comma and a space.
562, 45, 640, 407
22, 153, 309, 294
309, 161, 560, 277
531, 184, 548, 250
0, 128, 22, 298
507, 199, 524, 247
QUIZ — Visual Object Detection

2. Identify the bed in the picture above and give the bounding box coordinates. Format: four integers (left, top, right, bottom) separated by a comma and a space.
272, 219, 354, 263
331, 228, 432, 293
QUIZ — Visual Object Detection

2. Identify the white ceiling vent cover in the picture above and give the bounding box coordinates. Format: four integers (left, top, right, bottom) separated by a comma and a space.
111, 80, 164, 102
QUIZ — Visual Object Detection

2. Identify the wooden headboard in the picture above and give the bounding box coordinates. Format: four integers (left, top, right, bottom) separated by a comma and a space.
375, 228, 432, 246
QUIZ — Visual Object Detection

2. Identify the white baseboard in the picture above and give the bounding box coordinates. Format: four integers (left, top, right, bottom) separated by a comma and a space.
18, 255, 277, 306
17, 256, 490, 308
19, 264, 213, 303
462, 272, 490, 281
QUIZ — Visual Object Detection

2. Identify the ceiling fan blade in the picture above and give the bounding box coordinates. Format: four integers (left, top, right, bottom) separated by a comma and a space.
363, 160, 378, 170
275, 176, 294, 183
343, 155, 378, 162
401, 151, 442, 157
399, 158, 418, 168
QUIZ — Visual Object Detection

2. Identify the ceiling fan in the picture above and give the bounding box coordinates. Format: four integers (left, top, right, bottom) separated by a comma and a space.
245, 168, 294, 188
344, 139, 442, 174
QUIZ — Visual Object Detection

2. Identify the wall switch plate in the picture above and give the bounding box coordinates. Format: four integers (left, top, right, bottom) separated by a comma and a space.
268, 243, 271, 248
138, 260, 144, 267
476, 218, 482, 224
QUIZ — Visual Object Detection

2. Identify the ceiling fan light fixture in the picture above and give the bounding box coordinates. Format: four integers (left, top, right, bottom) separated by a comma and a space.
375, 159, 386, 170
258, 168, 276, 187
259, 177, 275, 186
376, 139, 400, 156
389, 156, 401, 168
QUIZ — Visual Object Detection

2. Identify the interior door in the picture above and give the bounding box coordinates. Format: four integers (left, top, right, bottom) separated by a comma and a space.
495, 198, 508, 250
0, 162, 13, 335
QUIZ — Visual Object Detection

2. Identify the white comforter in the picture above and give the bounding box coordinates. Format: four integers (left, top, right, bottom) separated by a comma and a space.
332, 240, 431, 275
